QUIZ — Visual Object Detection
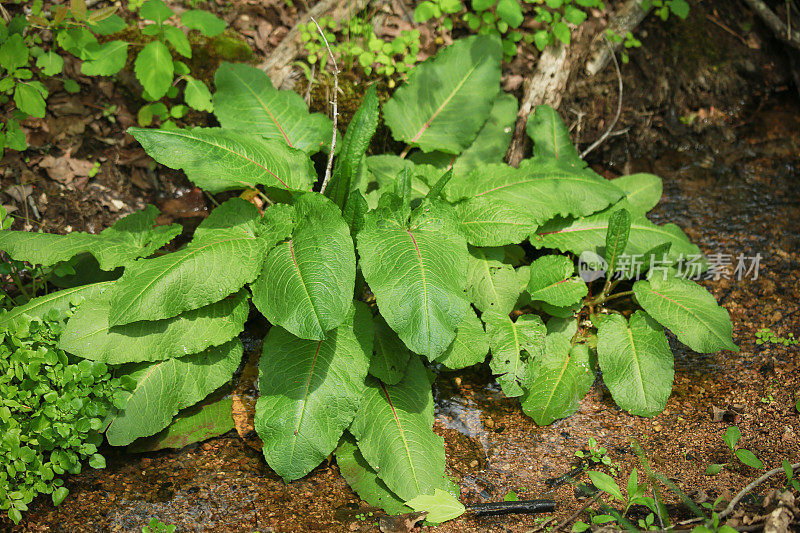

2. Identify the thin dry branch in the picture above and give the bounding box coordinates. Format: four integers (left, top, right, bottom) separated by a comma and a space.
310, 16, 339, 195
580, 40, 623, 159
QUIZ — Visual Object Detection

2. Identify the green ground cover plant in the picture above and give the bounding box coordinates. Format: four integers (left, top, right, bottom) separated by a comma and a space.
0, 33, 735, 522
0, 0, 225, 156
0, 310, 130, 523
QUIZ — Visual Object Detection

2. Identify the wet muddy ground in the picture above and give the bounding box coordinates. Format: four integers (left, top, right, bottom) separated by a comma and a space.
13, 90, 800, 533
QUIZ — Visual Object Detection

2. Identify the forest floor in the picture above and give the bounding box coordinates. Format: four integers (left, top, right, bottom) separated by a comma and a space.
2, 0, 799, 532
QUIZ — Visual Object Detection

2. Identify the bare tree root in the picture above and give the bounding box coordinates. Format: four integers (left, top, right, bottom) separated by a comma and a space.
260, 0, 372, 89
585, 0, 651, 76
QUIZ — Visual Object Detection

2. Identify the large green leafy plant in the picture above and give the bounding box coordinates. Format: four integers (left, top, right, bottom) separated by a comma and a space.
0, 33, 735, 520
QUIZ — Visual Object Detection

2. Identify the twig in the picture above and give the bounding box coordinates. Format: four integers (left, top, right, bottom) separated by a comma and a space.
705, 14, 750, 46
528, 494, 600, 533
580, 40, 623, 159
680, 462, 800, 526
310, 16, 339, 195
716, 462, 800, 520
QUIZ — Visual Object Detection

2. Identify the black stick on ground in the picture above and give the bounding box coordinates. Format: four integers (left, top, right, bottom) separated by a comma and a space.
467, 499, 556, 516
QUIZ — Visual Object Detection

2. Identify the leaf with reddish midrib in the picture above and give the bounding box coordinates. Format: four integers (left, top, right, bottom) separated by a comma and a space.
212, 62, 333, 154
383, 35, 502, 154
128, 126, 316, 193
350, 356, 446, 501
255, 304, 373, 481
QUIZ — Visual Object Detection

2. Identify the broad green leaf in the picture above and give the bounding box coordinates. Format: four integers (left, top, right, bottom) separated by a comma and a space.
632, 275, 738, 353
327, 85, 379, 209
411, 92, 518, 179
452, 92, 518, 176
446, 160, 624, 246
0, 34, 28, 71
484, 311, 546, 397
59, 289, 249, 363
526, 105, 583, 165
163, 25, 191, 58
351, 356, 445, 501
522, 336, 595, 425
611, 174, 662, 215
383, 35, 502, 154
128, 127, 315, 193
724, 426, 741, 450
496, 0, 524, 27
466, 246, 524, 314
735, 449, 763, 469
357, 198, 469, 358
106, 339, 242, 446
605, 208, 631, 273
436, 306, 489, 370
335, 435, 410, 515
588, 471, 624, 501
107, 199, 292, 325
251, 193, 355, 340
596, 312, 674, 416
256, 304, 372, 481
371, 316, 412, 385
366, 155, 439, 201
184, 75, 213, 112
128, 398, 235, 452
0, 281, 112, 327
527, 255, 588, 307
36, 51, 64, 76
212, 62, 333, 154
14, 82, 47, 118
181, 9, 225, 36
134, 41, 173, 99
532, 210, 704, 272
139, 0, 174, 24
0, 204, 180, 269
406, 488, 466, 524
88, 14, 127, 35
81, 40, 128, 76
56, 27, 97, 59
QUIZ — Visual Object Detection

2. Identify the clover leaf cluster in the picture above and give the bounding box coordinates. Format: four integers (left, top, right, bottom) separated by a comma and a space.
0, 310, 130, 524
0, 33, 735, 522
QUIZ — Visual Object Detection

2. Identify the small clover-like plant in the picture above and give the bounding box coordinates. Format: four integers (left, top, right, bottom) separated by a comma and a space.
0, 34, 736, 523
0, 310, 131, 524
299, 15, 420, 84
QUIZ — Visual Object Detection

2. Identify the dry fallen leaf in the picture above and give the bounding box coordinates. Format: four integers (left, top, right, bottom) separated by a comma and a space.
38, 150, 95, 186
379, 512, 427, 533
231, 348, 263, 451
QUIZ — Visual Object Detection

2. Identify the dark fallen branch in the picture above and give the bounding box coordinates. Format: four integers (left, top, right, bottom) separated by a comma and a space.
466, 498, 556, 516
741, 0, 800, 51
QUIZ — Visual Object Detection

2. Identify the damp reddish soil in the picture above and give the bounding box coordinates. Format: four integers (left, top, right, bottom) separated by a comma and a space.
10, 92, 800, 533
